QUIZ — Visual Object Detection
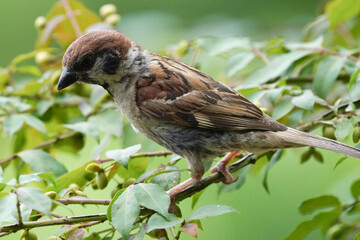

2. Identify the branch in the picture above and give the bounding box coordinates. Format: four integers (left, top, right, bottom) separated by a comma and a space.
56, 198, 111, 205
0, 131, 77, 165
96, 151, 173, 163
0, 213, 107, 233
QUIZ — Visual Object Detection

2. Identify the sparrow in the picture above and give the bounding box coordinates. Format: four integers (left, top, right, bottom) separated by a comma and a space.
57, 30, 360, 196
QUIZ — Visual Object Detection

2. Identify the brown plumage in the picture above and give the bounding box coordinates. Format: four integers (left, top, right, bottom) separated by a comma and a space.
57, 30, 360, 196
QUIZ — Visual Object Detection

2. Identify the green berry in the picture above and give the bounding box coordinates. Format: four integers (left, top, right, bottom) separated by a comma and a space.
100, 4, 117, 18
96, 170, 108, 189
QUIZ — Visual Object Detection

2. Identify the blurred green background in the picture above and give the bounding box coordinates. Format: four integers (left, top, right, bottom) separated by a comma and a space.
3, 0, 360, 239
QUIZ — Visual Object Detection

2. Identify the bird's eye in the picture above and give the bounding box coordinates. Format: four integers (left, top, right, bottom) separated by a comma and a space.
76, 53, 94, 71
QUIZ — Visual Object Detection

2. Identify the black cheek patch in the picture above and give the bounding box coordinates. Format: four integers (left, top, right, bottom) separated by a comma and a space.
103, 52, 120, 75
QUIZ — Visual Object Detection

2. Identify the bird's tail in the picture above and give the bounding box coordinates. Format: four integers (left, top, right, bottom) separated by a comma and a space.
276, 127, 360, 159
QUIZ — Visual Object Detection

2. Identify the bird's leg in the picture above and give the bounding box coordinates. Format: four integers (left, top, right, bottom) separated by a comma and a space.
211, 150, 241, 184
166, 177, 201, 198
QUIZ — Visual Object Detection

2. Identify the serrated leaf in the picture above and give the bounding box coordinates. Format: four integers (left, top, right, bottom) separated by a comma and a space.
3, 114, 24, 136
263, 150, 283, 193
133, 183, 170, 219
207, 37, 251, 56
291, 90, 315, 111
334, 118, 353, 141
313, 56, 345, 98
18, 174, 43, 184
272, 100, 294, 120
15, 65, 42, 77
20, 113, 46, 133
226, 52, 255, 77
18, 149, 67, 177
147, 213, 182, 233
0, 193, 17, 224
111, 185, 140, 240
284, 209, 340, 240
106, 144, 141, 168
107, 188, 126, 222
64, 122, 99, 140
48, 164, 94, 192
245, 50, 311, 85
17, 186, 51, 216
299, 195, 340, 215
188, 205, 239, 221
333, 156, 347, 169
325, 0, 360, 28
89, 110, 123, 138
351, 179, 360, 199
152, 166, 181, 191
0, 166, 3, 183
349, 67, 360, 90
37, 99, 54, 116
285, 36, 323, 50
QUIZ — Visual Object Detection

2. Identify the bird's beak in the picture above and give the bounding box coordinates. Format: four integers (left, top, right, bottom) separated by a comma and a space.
57, 67, 77, 91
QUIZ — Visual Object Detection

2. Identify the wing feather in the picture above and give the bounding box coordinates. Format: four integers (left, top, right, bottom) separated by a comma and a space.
136, 55, 286, 132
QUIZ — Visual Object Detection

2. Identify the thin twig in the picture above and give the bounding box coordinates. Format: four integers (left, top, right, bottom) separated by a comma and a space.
60, 0, 82, 37
56, 198, 111, 205
96, 151, 173, 163
0, 213, 107, 233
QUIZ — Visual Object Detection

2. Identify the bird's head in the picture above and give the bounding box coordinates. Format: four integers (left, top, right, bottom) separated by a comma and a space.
57, 30, 138, 91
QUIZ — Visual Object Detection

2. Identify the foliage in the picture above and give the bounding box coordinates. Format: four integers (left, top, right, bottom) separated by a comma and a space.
0, 0, 360, 239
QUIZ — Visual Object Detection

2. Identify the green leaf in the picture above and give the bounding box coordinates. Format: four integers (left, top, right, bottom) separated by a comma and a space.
111, 185, 140, 240
17, 186, 51, 216
48, 164, 94, 192
263, 150, 283, 193
284, 209, 340, 240
147, 213, 183, 233
334, 118, 353, 141
333, 156, 347, 169
64, 122, 99, 140
18, 174, 42, 184
348, 67, 360, 90
133, 183, 170, 219
107, 188, 126, 221
0, 193, 17, 224
285, 36, 323, 50
245, 50, 311, 86
351, 179, 360, 199
272, 100, 294, 120
226, 52, 255, 77
117, 156, 148, 180
20, 114, 46, 133
18, 149, 67, 177
15, 65, 42, 77
299, 195, 340, 215
325, 0, 360, 28
188, 205, 239, 221
89, 110, 123, 138
313, 56, 345, 98
3, 114, 24, 136
291, 90, 316, 111
106, 144, 141, 168
152, 166, 181, 191
37, 99, 54, 116
0, 166, 3, 183
207, 37, 251, 56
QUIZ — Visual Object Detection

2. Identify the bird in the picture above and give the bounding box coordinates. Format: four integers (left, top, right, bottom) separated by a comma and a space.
57, 30, 360, 196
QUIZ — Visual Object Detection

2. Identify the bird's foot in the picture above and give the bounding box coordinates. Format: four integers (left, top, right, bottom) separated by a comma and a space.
211, 150, 241, 184
167, 178, 201, 214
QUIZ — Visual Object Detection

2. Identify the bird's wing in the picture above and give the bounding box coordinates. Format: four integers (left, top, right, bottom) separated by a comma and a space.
136, 56, 286, 132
